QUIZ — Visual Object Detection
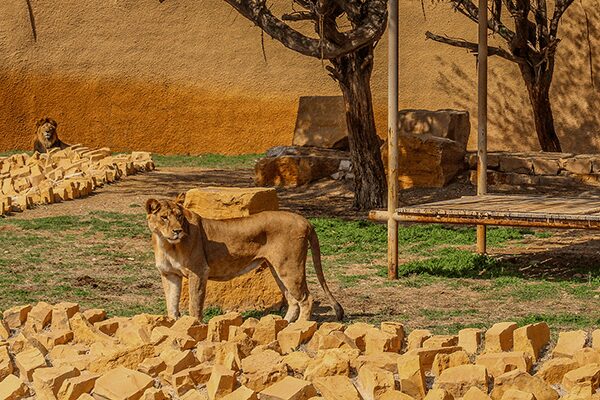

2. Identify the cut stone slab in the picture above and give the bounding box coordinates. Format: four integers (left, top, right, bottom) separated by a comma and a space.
208, 312, 244, 343
292, 96, 349, 150
277, 321, 317, 354
407, 330, 432, 351
432, 350, 470, 377
535, 358, 579, 385
458, 328, 482, 355
221, 386, 258, 400
513, 323, 550, 361
379, 390, 415, 400
57, 371, 99, 400
397, 353, 426, 399
476, 352, 533, 378
573, 348, 600, 366
424, 389, 453, 400
552, 330, 588, 358
562, 363, 600, 392
32, 365, 80, 400
463, 387, 492, 400
240, 350, 287, 392
14, 347, 47, 382
423, 335, 458, 349
345, 323, 375, 352
253, 315, 289, 346
260, 376, 317, 400
93, 366, 154, 400
207, 365, 237, 400
0, 374, 30, 400
2, 305, 32, 329
500, 389, 535, 400
485, 322, 517, 353
433, 364, 489, 399
357, 364, 396, 400
490, 370, 559, 400
312, 376, 361, 400
364, 328, 402, 354
181, 187, 283, 312
303, 348, 358, 381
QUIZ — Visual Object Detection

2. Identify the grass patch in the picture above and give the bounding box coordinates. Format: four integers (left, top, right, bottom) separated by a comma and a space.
0, 150, 31, 158
420, 308, 479, 320
153, 153, 262, 169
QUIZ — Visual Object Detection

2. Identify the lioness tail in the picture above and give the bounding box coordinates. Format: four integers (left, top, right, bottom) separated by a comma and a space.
308, 226, 344, 321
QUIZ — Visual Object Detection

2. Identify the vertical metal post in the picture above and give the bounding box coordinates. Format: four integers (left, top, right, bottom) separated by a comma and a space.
387, 0, 399, 279
476, 0, 488, 254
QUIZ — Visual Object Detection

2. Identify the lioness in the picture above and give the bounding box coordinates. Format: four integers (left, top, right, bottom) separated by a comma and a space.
145, 197, 344, 322
33, 117, 70, 154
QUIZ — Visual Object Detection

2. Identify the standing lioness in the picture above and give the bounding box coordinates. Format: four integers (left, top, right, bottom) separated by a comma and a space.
146, 197, 344, 322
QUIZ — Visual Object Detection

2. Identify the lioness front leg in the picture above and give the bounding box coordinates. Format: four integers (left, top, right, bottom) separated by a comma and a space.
162, 273, 182, 319
188, 267, 209, 320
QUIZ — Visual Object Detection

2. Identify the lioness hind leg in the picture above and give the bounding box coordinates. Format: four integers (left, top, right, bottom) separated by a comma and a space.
270, 264, 313, 322
269, 267, 300, 321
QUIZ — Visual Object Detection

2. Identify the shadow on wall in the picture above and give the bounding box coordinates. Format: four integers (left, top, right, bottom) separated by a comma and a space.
433, 1, 600, 154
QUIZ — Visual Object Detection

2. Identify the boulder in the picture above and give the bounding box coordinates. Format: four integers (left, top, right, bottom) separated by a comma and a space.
535, 357, 579, 385
552, 330, 588, 358
292, 96, 349, 150
398, 109, 471, 150
180, 187, 283, 312
476, 352, 532, 378
513, 323, 550, 361
255, 149, 347, 187
260, 376, 317, 400
381, 134, 465, 189
490, 370, 558, 400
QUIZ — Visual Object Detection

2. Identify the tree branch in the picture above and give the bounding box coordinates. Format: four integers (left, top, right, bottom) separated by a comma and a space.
449, 0, 516, 43
549, 0, 575, 38
425, 31, 526, 64
221, 0, 387, 59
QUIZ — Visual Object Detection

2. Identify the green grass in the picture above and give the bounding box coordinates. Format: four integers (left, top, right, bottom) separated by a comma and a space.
0, 150, 30, 158
153, 153, 262, 169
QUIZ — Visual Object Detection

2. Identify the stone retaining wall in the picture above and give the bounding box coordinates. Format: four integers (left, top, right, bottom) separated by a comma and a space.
467, 152, 600, 187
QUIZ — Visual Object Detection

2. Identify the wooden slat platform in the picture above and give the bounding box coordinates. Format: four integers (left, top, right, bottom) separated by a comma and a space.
370, 195, 600, 229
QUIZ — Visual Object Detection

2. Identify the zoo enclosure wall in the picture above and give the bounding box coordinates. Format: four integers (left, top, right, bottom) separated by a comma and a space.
1, 0, 598, 155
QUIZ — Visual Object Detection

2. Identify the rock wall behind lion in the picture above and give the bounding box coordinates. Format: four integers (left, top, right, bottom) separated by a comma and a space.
1, 0, 598, 154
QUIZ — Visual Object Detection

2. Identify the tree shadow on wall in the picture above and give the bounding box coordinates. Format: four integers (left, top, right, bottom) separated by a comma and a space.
433, 2, 600, 154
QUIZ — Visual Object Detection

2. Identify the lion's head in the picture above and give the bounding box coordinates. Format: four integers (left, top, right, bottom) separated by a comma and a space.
36, 117, 58, 147
146, 198, 188, 243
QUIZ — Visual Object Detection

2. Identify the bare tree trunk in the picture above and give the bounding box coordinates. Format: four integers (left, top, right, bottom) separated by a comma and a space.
520, 64, 563, 152
332, 46, 387, 210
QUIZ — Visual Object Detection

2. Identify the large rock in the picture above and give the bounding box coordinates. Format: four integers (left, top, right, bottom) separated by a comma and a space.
292, 96, 349, 150
180, 187, 283, 312
255, 147, 349, 187
381, 134, 466, 189
398, 109, 471, 150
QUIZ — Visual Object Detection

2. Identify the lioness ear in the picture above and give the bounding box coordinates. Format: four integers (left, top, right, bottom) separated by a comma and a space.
145, 199, 161, 214
35, 118, 46, 128
49, 118, 57, 128
175, 192, 186, 206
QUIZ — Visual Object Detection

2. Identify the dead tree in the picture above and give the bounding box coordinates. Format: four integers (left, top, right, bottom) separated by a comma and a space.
426, 0, 575, 152
221, 0, 389, 210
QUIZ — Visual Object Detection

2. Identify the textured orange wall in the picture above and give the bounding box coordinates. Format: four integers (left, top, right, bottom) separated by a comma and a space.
1, 0, 598, 154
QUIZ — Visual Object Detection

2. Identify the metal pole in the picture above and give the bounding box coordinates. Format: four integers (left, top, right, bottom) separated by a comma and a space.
476, 0, 488, 254
387, 0, 399, 279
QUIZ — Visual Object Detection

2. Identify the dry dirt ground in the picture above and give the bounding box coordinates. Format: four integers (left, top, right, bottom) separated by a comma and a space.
3, 167, 600, 334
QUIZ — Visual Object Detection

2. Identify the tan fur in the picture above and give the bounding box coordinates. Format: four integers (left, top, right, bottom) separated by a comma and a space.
32, 117, 69, 153
145, 198, 344, 322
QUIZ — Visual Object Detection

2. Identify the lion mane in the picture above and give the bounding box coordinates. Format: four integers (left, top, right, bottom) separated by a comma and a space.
33, 117, 70, 154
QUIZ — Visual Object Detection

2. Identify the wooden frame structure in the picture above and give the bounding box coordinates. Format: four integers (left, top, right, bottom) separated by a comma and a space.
374, 0, 600, 279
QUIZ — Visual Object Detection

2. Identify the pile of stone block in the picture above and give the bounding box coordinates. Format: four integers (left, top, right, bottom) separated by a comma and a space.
255, 107, 471, 189
0, 146, 155, 215
1, 302, 600, 400
466, 152, 600, 188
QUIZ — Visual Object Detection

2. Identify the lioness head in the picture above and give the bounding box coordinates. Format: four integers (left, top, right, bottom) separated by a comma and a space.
146, 198, 188, 243
36, 117, 58, 147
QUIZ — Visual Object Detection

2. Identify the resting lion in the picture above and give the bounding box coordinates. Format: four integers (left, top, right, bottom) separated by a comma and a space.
145, 196, 344, 322
33, 117, 70, 154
